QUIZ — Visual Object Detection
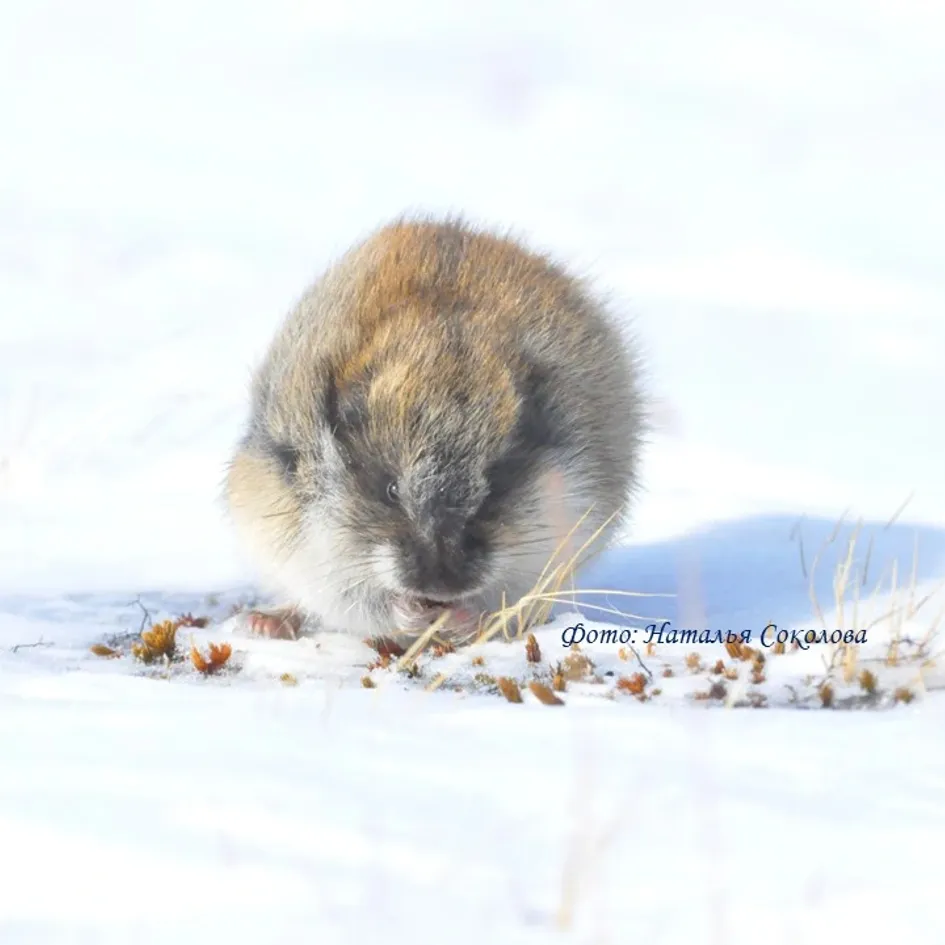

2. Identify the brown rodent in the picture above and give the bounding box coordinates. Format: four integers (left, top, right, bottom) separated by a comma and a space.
224, 216, 646, 642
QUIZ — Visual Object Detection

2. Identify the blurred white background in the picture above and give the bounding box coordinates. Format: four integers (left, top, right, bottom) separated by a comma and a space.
1, 0, 943, 592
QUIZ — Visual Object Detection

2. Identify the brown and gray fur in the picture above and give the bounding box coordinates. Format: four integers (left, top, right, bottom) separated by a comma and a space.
225, 215, 646, 641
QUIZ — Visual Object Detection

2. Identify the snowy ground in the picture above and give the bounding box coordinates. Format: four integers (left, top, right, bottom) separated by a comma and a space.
2, 1, 945, 943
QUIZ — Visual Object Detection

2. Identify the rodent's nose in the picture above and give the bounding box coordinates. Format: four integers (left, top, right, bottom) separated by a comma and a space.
399, 522, 484, 597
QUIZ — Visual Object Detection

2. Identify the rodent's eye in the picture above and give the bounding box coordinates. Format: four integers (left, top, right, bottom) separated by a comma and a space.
384, 480, 400, 505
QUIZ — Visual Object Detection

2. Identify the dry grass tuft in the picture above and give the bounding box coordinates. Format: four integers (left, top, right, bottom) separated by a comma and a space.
132, 619, 179, 664
802, 501, 944, 689
280, 672, 298, 686
465, 506, 672, 647
191, 641, 232, 675
819, 683, 835, 708
361, 675, 376, 689
93, 609, 223, 670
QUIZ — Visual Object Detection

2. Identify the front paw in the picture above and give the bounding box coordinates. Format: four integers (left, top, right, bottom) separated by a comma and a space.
241, 607, 305, 640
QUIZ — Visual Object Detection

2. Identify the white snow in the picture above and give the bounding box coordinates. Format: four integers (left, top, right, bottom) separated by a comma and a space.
2, 0, 945, 942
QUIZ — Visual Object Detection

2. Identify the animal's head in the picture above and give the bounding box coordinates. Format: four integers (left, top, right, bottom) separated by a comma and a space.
228, 310, 568, 634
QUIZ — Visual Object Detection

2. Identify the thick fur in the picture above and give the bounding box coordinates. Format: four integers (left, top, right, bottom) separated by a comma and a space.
225, 216, 646, 639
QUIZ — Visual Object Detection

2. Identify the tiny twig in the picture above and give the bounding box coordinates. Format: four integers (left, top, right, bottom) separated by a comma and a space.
11, 638, 53, 653
127, 596, 152, 634
829, 508, 849, 543
788, 515, 804, 542
861, 533, 874, 588
397, 610, 451, 672
625, 641, 653, 679
884, 491, 914, 530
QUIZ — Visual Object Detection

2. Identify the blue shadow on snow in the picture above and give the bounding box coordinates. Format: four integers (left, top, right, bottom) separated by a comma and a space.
564, 514, 945, 634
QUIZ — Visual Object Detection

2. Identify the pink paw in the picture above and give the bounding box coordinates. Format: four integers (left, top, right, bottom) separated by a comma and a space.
246, 609, 303, 640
